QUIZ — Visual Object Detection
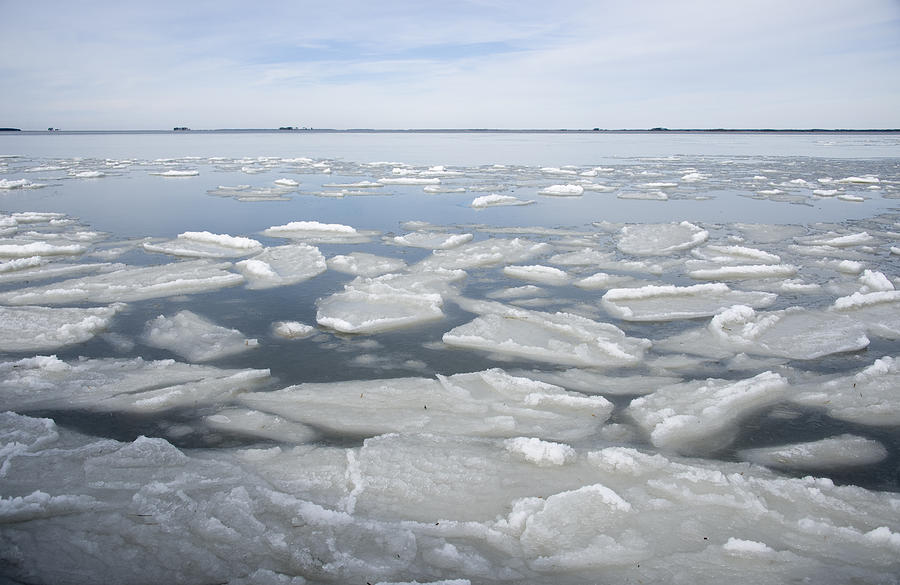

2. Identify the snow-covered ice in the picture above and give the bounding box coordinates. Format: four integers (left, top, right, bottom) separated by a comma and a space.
142, 310, 258, 362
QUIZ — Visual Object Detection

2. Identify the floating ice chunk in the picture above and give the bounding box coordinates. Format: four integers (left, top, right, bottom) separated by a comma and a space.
539, 184, 584, 196
377, 177, 441, 185
487, 285, 548, 300
601, 283, 776, 321
423, 185, 466, 193
323, 181, 383, 188
272, 321, 316, 339
618, 190, 668, 201
273, 178, 299, 187
574, 272, 645, 290
150, 169, 199, 177
0, 178, 44, 189
143, 310, 258, 362
71, 170, 104, 178
391, 232, 473, 250
681, 172, 707, 182
143, 231, 263, 258
858, 269, 894, 293
617, 222, 708, 256
242, 369, 612, 441
837, 175, 879, 184
0, 304, 123, 351
0, 356, 269, 412
327, 252, 407, 277
262, 220, 376, 243
549, 248, 613, 266
794, 356, 900, 425
691, 245, 781, 265
504, 437, 576, 466
471, 194, 534, 208
838, 194, 865, 202
204, 408, 317, 444
316, 270, 463, 334
627, 371, 788, 454
0, 241, 86, 257
735, 223, 806, 243
796, 231, 874, 248
0, 260, 243, 305
813, 189, 839, 197
541, 167, 578, 175
503, 265, 570, 286
688, 264, 798, 281
419, 238, 552, 271
510, 368, 679, 396
443, 302, 650, 367
831, 290, 900, 339
738, 434, 888, 471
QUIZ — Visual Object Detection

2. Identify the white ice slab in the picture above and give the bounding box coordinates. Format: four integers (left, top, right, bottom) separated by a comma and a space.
738, 434, 888, 471
471, 194, 534, 207
142, 310, 258, 362
502, 265, 570, 286
143, 231, 262, 258
204, 408, 317, 444
443, 301, 650, 367
793, 356, 900, 425
262, 221, 377, 243
617, 222, 708, 255
0, 304, 123, 351
831, 290, 900, 339
271, 321, 316, 339
656, 305, 870, 360
510, 368, 680, 396
418, 238, 552, 271
539, 184, 584, 196
0, 260, 244, 305
327, 252, 407, 277
0, 241, 86, 257
391, 232, 473, 249
241, 368, 612, 441
627, 371, 789, 453
602, 284, 776, 321
235, 244, 326, 289
687, 264, 798, 281
0, 356, 269, 412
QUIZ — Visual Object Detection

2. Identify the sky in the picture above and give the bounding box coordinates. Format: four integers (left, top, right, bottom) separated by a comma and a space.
1, 0, 899, 130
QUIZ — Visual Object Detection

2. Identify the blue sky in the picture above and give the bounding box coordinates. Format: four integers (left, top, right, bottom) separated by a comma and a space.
2, 0, 898, 130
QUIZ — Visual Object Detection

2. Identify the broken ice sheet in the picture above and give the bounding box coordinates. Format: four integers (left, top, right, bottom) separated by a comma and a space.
0, 304, 124, 351
831, 290, 900, 339
416, 238, 552, 271
240, 368, 613, 441
262, 220, 378, 243
509, 368, 680, 396
204, 408, 317, 444
656, 305, 870, 360
443, 300, 650, 367
326, 252, 407, 277
316, 269, 464, 334
390, 231, 473, 250
142, 231, 263, 258
626, 371, 790, 454
0, 260, 244, 305
616, 221, 708, 255
0, 356, 269, 413
738, 434, 888, 471
142, 310, 258, 362
235, 244, 326, 289
601, 283, 776, 321
793, 356, 900, 426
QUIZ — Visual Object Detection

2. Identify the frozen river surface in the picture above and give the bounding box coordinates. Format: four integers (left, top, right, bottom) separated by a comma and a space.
1, 131, 899, 584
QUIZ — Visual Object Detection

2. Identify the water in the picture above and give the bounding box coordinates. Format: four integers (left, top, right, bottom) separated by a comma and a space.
1, 131, 899, 584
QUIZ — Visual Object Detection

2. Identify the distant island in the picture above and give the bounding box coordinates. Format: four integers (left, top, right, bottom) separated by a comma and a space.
0, 127, 21, 132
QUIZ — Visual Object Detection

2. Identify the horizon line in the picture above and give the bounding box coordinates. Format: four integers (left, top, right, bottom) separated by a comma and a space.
4, 127, 900, 134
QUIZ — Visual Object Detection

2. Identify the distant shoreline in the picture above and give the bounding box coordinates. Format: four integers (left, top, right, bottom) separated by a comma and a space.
2, 127, 900, 135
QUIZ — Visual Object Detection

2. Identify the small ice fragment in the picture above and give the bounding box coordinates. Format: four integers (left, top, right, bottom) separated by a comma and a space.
504, 437, 576, 466
392, 232, 473, 250
601, 283, 776, 321
0, 304, 124, 351
503, 265, 570, 286
688, 264, 798, 281
617, 190, 668, 201
377, 177, 441, 185
205, 408, 317, 443
273, 178, 299, 187
738, 434, 888, 470
150, 169, 199, 177
143, 231, 263, 258
142, 310, 258, 362
327, 252, 407, 277
539, 184, 584, 196
617, 222, 708, 256
471, 194, 534, 208
837, 175, 879, 184
0, 241, 86, 257
272, 321, 316, 339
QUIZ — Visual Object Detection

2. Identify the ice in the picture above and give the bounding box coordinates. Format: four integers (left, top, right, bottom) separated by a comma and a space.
574, 272, 646, 290
0, 178, 44, 189
626, 371, 789, 454
691, 244, 781, 264
618, 190, 668, 200
837, 175, 879, 184
617, 221, 708, 255
263, 220, 377, 243
143, 231, 263, 258
327, 252, 407, 277
0, 241, 85, 257
538, 184, 584, 196
204, 408, 317, 444
502, 265, 570, 286
796, 231, 875, 247
272, 321, 316, 339
793, 356, 900, 425
71, 170, 105, 178
504, 437, 576, 466
443, 301, 650, 367
377, 177, 441, 185
0, 356, 269, 413
150, 169, 199, 177
418, 238, 552, 271
235, 244, 326, 289
316, 270, 464, 334
241, 369, 612, 441
143, 310, 258, 362
738, 434, 888, 471
688, 263, 798, 280
657, 305, 870, 360
273, 178, 299, 187
831, 290, 900, 339
602, 284, 776, 321
391, 232, 473, 250
0, 304, 123, 351
470, 194, 534, 208
0, 260, 244, 305
509, 368, 680, 396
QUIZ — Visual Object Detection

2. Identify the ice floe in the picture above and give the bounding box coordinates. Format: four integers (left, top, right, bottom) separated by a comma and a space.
418, 238, 551, 271
391, 232, 473, 250
793, 356, 900, 425
443, 301, 650, 367
143, 231, 262, 258
204, 408, 317, 444
617, 221, 708, 255
502, 265, 570, 286
271, 321, 317, 339
235, 244, 326, 289
602, 284, 776, 321
538, 184, 584, 196
0, 304, 123, 351
471, 194, 534, 208
142, 310, 258, 362
263, 220, 377, 243
739, 434, 888, 471
327, 252, 407, 277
